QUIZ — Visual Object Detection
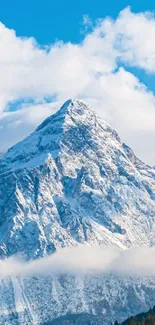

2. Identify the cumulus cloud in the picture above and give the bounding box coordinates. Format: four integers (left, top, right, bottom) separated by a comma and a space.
0, 8, 155, 163
0, 246, 155, 278
0, 101, 59, 151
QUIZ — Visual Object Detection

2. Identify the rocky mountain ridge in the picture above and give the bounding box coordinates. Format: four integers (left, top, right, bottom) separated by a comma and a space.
0, 99, 155, 258
0, 99, 155, 324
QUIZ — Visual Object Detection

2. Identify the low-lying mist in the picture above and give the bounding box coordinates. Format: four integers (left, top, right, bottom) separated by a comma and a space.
0, 245, 155, 278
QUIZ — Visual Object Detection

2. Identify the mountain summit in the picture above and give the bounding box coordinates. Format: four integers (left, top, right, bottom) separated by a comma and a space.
3, 99, 111, 169
0, 99, 155, 258
0, 100, 155, 325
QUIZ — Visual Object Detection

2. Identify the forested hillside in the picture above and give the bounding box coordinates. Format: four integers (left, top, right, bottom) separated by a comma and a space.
115, 306, 155, 325
43, 307, 155, 325
43, 313, 103, 325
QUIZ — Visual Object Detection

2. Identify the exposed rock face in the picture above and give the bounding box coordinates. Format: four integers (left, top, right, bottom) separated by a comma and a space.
0, 99, 155, 258
0, 99, 155, 324
1, 275, 155, 325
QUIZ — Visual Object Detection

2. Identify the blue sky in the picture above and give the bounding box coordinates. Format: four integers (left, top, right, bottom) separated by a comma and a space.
0, 0, 154, 92
0, 0, 154, 44
0, 1, 155, 164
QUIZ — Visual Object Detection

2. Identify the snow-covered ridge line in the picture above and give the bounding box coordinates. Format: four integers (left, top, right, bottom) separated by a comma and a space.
1, 99, 112, 170
0, 99, 155, 324
0, 99, 154, 258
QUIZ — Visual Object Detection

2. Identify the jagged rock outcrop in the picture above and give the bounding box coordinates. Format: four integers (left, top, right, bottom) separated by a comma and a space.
0, 99, 155, 324
0, 99, 155, 258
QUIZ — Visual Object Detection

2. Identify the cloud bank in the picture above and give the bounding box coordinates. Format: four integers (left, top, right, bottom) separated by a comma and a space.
0, 8, 155, 163
1, 246, 155, 278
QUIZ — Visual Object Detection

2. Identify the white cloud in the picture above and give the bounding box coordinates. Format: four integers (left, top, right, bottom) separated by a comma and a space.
81, 14, 93, 33
1, 246, 155, 278
0, 101, 59, 151
114, 8, 155, 72
0, 8, 155, 163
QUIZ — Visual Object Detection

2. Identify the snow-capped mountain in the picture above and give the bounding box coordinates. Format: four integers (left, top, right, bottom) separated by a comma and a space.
0, 99, 155, 259
1, 275, 155, 325
0, 99, 155, 325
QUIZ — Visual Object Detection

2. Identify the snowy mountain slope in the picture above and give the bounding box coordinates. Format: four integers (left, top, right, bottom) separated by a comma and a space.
0, 99, 155, 258
0, 275, 155, 325
0, 99, 155, 325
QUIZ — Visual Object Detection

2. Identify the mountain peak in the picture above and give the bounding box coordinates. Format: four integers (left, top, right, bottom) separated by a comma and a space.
0, 100, 155, 260
36, 99, 92, 132
59, 99, 90, 114
2, 99, 109, 170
